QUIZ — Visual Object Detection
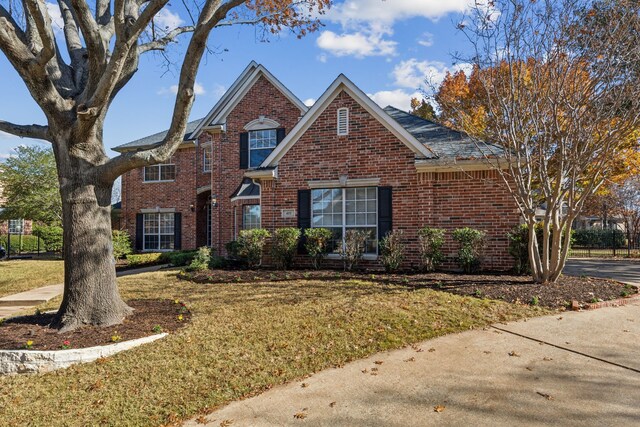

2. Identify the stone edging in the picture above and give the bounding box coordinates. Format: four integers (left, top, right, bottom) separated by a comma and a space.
583, 292, 640, 310
0, 333, 167, 375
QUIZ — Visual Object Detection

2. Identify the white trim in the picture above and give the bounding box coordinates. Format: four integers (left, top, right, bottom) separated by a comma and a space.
307, 178, 380, 189
415, 159, 504, 173
244, 168, 277, 180
244, 117, 281, 131
230, 195, 260, 202
140, 208, 176, 213
261, 74, 435, 168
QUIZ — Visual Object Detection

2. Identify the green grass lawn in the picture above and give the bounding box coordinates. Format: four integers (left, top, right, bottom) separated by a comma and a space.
0, 271, 547, 426
0, 259, 64, 298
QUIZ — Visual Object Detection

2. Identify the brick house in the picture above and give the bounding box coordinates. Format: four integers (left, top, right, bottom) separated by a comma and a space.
115, 62, 519, 270
0, 179, 33, 236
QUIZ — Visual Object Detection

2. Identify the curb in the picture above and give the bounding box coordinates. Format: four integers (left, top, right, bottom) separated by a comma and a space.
572, 287, 640, 311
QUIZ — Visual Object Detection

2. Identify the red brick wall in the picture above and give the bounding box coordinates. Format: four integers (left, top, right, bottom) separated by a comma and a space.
0, 219, 33, 235
209, 75, 305, 254
121, 146, 198, 250
259, 90, 519, 271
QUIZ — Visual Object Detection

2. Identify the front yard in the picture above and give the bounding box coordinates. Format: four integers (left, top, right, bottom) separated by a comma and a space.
0, 259, 64, 298
0, 270, 545, 426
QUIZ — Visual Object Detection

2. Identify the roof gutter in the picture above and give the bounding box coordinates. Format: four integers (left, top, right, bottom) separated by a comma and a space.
415, 158, 506, 173
244, 167, 277, 180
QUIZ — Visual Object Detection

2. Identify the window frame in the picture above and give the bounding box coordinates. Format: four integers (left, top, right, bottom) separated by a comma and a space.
248, 129, 277, 169
202, 145, 212, 173
142, 213, 175, 251
143, 161, 176, 183
242, 205, 261, 230
310, 187, 378, 256
8, 219, 24, 234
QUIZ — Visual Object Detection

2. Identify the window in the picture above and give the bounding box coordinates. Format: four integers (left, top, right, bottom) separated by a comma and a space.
249, 129, 277, 168
144, 162, 176, 182
311, 187, 377, 254
243, 205, 261, 230
143, 213, 175, 250
203, 146, 212, 172
8, 219, 24, 234
337, 107, 349, 136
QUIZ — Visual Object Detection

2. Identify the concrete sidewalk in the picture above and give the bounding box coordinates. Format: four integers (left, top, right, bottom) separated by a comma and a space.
187, 301, 640, 427
0, 264, 169, 319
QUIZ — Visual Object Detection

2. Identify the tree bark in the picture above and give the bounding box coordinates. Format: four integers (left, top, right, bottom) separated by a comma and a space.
51, 131, 132, 332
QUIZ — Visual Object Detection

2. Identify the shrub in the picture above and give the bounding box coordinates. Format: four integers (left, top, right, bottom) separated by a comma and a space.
507, 224, 530, 275
32, 225, 63, 253
225, 240, 241, 260
125, 252, 163, 267
379, 230, 405, 272
417, 226, 446, 272
0, 234, 41, 254
112, 230, 132, 260
573, 228, 625, 248
339, 229, 370, 271
237, 229, 271, 268
187, 247, 211, 271
160, 250, 198, 267
452, 227, 486, 273
271, 227, 301, 270
304, 228, 333, 270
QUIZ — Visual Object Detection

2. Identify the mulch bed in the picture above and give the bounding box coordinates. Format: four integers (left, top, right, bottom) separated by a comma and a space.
182, 268, 638, 310
0, 299, 190, 351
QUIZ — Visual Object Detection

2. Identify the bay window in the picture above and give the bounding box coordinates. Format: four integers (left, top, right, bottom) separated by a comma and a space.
311, 187, 378, 254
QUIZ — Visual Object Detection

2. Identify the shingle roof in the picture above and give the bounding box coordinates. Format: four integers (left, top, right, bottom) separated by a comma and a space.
383, 106, 505, 160
112, 119, 203, 152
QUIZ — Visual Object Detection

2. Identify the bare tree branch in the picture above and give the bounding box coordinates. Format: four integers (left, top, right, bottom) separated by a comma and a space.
24, 0, 56, 66
138, 25, 195, 53
0, 119, 50, 141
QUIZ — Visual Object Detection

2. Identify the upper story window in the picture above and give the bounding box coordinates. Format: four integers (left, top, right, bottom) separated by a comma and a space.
337, 107, 349, 136
8, 219, 24, 234
203, 146, 212, 172
144, 161, 176, 182
249, 129, 277, 168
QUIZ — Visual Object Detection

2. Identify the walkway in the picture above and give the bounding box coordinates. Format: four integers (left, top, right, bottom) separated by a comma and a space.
187, 300, 640, 427
0, 264, 169, 319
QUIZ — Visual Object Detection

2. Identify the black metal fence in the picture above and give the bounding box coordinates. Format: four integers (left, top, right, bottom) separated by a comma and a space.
569, 229, 640, 258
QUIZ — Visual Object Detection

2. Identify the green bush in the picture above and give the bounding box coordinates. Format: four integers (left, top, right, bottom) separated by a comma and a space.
452, 227, 486, 273
187, 247, 211, 271
225, 241, 241, 260
304, 228, 333, 269
112, 230, 132, 260
417, 226, 445, 272
379, 230, 405, 272
339, 229, 370, 271
573, 228, 625, 248
32, 225, 63, 253
237, 229, 271, 268
160, 250, 198, 267
507, 224, 530, 275
125, 252, 163, 267
271, 228, 301, 270
0, 234, 41, 254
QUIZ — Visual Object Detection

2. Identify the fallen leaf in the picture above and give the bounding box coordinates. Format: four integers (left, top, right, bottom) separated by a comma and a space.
329, 402, 336, 408
557, 317, 563, 320
374, 360, 384, 365
370, 372, 378, 376
294, 412, 307, 419
195, 415, 207, 424
623, 330, 630, 333
371, 367, 378, 372
483, 351, 491, 354
361, 368, 368, 374
543, 357, 553, 361
434, 405, 446, 412
404, 357, 415, 362
536, 392, 554, 400
526, 367, 533, 371
220, 420, 233, 427
508, 351, 521, 357
428, 348, 436, 352
301, 383, 308, 388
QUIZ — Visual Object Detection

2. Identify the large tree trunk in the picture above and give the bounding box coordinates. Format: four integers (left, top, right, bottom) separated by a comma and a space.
51, 130, 132, 332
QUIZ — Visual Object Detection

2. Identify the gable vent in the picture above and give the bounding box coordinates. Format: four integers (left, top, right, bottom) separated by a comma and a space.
337, 107, 349, 136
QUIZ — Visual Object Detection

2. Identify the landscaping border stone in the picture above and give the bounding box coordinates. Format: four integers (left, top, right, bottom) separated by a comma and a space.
0, 333, 167, 375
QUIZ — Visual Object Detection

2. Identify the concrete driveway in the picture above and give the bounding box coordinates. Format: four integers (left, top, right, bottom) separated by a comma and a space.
564, 259, 640, 285
186, 301, 640, 427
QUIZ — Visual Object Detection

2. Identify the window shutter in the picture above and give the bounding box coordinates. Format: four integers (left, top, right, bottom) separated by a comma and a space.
297, 190, 311, 254
377, 187, 392, 248
239, 132, 249, 169
276, 128, 286, 145
135, 214, 144, 251
174, 213, 182, 250
337, 108, 349, 136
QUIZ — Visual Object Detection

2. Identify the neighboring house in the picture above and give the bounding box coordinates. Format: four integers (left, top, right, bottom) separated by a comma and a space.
115, 62, 519, 270
0, 179, 33, 236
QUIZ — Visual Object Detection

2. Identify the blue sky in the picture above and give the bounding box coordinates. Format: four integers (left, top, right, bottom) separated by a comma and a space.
0, 0, 475, 160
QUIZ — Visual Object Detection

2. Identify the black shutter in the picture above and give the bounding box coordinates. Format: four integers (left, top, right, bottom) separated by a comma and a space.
239, 132, 249, 169
276, 128, 286, 145
297, 189, 311, 254
135, 214, 144, 250
378, 187, 392, 248
174, 213, 182, 250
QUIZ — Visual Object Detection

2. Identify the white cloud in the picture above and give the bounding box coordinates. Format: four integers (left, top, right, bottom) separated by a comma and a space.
417, 32, 434, 47
317, 53, 328, 63
158, 81, 206, 96
368, 89, 422, 111
317, 29, 397, 58
211, 84, 226, 100
303, 98, 316, 107
392, 59, 472, 90
0, 131, 18, 140
325, 0, 470, 26
154, 8, 184, 31
45, 2, 64, 33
